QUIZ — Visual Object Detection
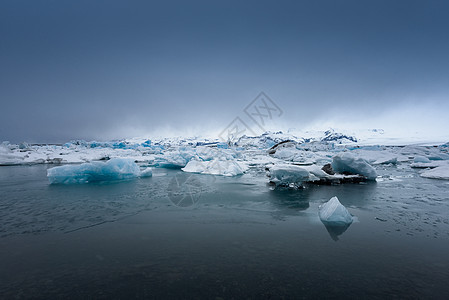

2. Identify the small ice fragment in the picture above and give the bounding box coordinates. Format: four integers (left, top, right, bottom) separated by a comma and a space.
319, 196, 353, 226
140, 167, 153, 177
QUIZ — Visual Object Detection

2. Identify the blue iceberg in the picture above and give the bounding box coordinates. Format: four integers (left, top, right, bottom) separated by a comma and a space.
47, 158, 143, 184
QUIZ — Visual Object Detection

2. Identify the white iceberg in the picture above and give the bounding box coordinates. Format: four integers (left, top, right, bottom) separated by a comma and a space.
421, 164, 449, 180
0, 142, 24, 165
140, 167, 153, 177
154, 146, 238, 169
303, 164, 331, 179
154, 150, 195, 168
318, 196, 353, 226
47, 158, 143, 184
268, 165, 311, 187
331, 152, 377, 180
182, 158, 246, 176
371, 155, 398, 165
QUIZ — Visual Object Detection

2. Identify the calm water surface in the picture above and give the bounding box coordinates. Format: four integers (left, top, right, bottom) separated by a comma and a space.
1, 164, 449, 299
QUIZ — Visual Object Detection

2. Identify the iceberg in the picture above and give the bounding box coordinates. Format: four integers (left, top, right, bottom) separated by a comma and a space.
0, 142, 24, 166
331, 153, 377, 180
182, 159, 246, 176
319, 196, 353, 226
268, 165, 311, 187
47, 158, 143, 184
140, 167, 153, 177
154, 148, 196, 168
421, 164, 449, 180
271, 147, 304, 162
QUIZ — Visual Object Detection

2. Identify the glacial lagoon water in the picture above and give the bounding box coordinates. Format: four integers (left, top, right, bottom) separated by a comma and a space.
1, 164, 449, 299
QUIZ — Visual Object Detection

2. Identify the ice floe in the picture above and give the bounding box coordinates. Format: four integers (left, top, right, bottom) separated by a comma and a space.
420, 163, 449, 180
47, 158, 145, 184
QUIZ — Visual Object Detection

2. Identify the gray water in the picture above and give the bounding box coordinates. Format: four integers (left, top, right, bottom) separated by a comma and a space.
1, 164, 449, 299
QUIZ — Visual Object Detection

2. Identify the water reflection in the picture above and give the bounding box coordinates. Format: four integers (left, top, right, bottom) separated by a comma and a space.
322, 223, 351, 241
266, 188, 310, 221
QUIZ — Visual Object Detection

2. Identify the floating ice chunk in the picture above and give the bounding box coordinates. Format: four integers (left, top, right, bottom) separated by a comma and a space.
47, 158, 142, 184
268, 165, 311, 187
141, 140, 152, 147
303, 164, 330, 179
195, 146, 217, 161
410, 161, 443, 168
140, 167, 153, 177
217, 142, 229, 149
364, 150, 400, 165
375, 157, 398, 165
182, 160, 205, 173
421, 164, 449, 180
19, 142, 29, 150
0, 142, 25, 165
331, 152, 377, 180
319, 196, 353, 226
182, 158, 246, 176
414, 156, 431, 163
272, 147, 295, 160
271, 147, 316, 164
155, 147, 196, 168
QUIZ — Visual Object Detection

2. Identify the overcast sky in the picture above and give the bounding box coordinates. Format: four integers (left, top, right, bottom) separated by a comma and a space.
1, 0, 449, 143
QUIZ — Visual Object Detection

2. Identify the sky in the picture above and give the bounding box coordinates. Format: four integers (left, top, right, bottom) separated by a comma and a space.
1, 0, 449, 143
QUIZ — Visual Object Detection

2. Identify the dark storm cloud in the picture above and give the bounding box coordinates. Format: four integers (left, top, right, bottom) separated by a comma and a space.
1, 0, 449, 142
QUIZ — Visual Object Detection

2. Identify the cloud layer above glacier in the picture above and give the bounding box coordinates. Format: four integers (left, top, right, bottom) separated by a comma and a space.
1, 0, 449, 143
